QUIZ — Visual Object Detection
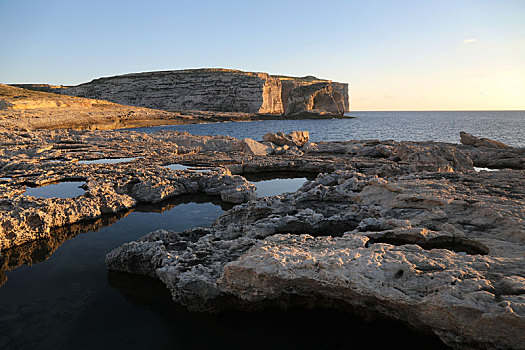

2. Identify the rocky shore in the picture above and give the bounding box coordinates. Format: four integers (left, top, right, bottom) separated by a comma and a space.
1, 128, 524, 349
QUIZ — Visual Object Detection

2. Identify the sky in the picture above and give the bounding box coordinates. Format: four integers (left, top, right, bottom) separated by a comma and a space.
0, 0, 524, 111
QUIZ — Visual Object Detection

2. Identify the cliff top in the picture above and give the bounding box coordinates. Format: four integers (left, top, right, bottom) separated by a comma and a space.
10, 84, 70, 92
75, 68, 333, 86
271, 74, 328, 83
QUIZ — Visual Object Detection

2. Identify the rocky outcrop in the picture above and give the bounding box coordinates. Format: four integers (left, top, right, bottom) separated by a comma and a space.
458, 132, 525, 170
0, 129, 260, 250
0, 128, 486, 251
284, 82, 347, 115
59, 69, 350, 116
9, 84, 69, 93
0, 84, 192, 130
0, 166, 255, 250
0, 83, 115, 110
237, 138, 274, 156
460, 131, 512, 149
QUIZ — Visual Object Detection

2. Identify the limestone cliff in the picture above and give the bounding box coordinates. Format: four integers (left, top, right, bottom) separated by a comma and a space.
59, 69, 350, 116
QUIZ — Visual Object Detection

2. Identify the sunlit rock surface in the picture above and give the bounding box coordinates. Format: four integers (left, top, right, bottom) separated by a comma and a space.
101, 131, 525, 349
262, 131, 310, 147
107, 168, 525, 348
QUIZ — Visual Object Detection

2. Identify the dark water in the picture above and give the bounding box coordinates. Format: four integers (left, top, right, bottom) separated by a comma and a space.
128, 111, 525, 147
24, 181, 85, 199
0, 195, 226, 349
0, 189, 449, 349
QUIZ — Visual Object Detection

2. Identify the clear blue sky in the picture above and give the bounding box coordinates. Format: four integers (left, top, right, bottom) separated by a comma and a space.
1, 0, 524, 110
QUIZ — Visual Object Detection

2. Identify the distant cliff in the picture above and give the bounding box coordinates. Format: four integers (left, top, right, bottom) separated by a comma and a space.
58, 69, 350, 116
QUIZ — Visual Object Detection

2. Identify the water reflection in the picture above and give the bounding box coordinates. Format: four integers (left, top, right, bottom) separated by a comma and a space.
0, 191, 450, 349
24, 181, 85, 199
165, 163, 190, 170
474, 167, 500, 172
0, 213, 129, 288
0, 194, 230, 288
244, 172, 317, 197
0, 194, 225, 349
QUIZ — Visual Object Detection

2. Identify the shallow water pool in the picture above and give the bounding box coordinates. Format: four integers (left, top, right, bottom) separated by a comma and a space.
244, 172, 317, 197
0, 195, 227, 349
78, 157, 137, 165
24, 181, 85, 199
165, 163, 215, 172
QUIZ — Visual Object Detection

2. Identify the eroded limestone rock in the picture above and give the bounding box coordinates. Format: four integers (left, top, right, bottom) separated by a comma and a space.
106, 167, 525, 349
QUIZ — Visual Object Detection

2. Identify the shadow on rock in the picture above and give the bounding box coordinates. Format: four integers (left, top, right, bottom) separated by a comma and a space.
107, 271, 450, 350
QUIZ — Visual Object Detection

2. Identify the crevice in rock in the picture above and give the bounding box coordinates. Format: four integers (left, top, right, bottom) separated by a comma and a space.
367, 236, 489, 255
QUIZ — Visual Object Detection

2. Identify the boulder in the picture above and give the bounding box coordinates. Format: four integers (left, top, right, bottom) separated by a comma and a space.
237, 138, 274, 156
395, 144, 474, 172
262, 131, 309, 147
460, 131, 511, 149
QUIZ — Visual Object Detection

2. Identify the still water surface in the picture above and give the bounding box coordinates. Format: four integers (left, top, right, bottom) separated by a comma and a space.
24, 182, 85, 199
245, 172, 318, 197
0, 195, 226, 349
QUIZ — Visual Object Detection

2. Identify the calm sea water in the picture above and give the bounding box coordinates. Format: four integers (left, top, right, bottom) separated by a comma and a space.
129, 111, 525, 147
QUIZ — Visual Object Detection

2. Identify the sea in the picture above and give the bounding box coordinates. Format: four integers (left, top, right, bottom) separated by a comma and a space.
130, 110, 525, 147
1, 111, 523, 349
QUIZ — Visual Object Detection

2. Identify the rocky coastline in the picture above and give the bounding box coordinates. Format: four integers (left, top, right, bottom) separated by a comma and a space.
0, 126, 524, 349
49, 68, 350, 116
0, 83, 353, 131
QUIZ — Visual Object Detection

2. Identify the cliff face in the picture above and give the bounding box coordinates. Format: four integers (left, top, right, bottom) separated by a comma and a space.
60, 69, 349, 116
